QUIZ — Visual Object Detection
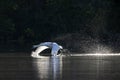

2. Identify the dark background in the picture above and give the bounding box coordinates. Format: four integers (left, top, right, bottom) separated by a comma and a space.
0, 0, 120, 53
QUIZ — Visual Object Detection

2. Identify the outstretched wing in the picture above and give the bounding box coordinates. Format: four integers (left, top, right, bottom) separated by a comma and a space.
31, 46, 49, 57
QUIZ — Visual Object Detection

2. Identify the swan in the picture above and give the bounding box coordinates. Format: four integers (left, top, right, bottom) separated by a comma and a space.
31, 42, 63, 58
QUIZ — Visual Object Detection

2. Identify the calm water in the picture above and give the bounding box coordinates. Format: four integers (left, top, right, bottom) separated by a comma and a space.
0, 53, 120, 80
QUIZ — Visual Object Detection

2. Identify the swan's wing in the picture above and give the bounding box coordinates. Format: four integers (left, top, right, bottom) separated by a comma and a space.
35, 46, 49, 54
31, 46, 49, 57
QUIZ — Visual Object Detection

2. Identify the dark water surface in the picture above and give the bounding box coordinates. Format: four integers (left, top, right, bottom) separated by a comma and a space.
0, 53, 120, 80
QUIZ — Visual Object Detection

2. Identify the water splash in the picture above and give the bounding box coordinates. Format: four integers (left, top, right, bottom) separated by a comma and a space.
92, 44, 112, 53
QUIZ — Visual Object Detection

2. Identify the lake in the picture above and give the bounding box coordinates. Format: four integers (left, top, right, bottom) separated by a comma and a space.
0, 53, 120, 80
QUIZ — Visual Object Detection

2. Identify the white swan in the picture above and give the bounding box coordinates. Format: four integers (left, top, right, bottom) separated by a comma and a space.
31, 42, 63, 58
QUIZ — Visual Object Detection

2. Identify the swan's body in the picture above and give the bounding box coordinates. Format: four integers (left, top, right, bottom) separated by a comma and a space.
31, 42, 63, 58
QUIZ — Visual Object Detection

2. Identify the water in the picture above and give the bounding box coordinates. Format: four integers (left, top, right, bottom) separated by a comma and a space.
0, 53, 120, 80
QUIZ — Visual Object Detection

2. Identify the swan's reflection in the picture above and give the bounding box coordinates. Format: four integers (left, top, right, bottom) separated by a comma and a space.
32, 56, 62, 80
